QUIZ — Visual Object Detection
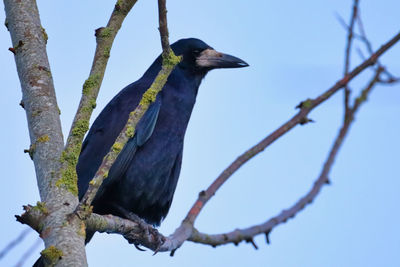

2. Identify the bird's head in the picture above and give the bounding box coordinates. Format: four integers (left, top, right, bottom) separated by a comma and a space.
170, 38, 249, 74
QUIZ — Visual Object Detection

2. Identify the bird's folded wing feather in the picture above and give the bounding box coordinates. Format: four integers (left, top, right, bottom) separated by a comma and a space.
77, 85, 162, 199
107, 96, 161, 181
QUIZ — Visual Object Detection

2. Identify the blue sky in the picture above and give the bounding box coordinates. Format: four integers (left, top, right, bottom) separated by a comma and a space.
1, 1, 399, 266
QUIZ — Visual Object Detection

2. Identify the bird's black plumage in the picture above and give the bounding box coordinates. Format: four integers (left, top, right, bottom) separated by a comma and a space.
76, 38, 248, 241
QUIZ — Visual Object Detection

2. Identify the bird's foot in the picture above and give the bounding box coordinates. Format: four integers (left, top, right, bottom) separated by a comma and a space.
114, 205, 165, 251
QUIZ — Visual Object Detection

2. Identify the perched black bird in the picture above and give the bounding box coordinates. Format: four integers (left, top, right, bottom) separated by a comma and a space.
33, 38, 247, 267
33, 40, 247, 267
77, 38, 248, 242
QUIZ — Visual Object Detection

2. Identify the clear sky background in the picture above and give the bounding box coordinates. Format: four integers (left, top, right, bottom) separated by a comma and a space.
1, 1, 399, 266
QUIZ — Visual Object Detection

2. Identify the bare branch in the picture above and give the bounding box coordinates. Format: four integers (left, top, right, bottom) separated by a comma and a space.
343, 0, 359, 118
187, 67, 385, 248
158, 0, 171, 56
181, 30, 400, 228
0, 228, 31, 260
13, 238, 42, 267
356, 14, 399, 83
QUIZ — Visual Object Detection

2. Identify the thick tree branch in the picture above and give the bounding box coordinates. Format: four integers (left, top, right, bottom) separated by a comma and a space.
4, 0, 64, 206
4, 1, 87, 266
77, 0, 181, 217
60, 0, 138, 197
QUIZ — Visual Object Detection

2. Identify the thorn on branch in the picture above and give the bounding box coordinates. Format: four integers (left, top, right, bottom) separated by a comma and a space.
246, 238, 258, 250
8, 47, 15, 54
170, 248, 177, 257
198, 190, 206, 197
8, 40, 24, 54
265, 230, 271, 244
299, 117, 314, 125
24, 143, 36, 159
4, 18, 9, 31
19, 100, 25, 109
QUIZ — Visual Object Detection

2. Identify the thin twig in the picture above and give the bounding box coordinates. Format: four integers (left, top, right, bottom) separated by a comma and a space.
356, 14, 399, 83
343, 0, 359, 118
0, 228, 31, 259
158, 0, 170, 56
13, 238, 42, 267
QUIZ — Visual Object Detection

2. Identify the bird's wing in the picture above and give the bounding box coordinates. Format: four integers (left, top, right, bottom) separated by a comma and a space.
77, 82, 162, 199
136, 97, 161, 146
107, 97, 161, 181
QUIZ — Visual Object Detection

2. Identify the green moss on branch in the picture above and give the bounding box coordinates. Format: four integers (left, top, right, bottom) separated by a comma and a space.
37, 135, 50, 143
82, 74, 100, 96
40, 245, 63, 266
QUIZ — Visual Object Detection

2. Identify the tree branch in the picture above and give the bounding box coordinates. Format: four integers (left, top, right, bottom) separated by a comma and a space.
185, 67, 386, 248
14, 238, 41, 267
0, 228, 31, 260
60, 0, 138, 197
4, 0, 64, 206
181, 30, 400, 228
356, 14, 399, 83
4, 1, 87, 265
158, 0, 171, 56
343, 0, 359, 118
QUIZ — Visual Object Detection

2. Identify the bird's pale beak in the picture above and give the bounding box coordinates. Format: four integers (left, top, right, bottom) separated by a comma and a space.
196, 48, 249, 69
